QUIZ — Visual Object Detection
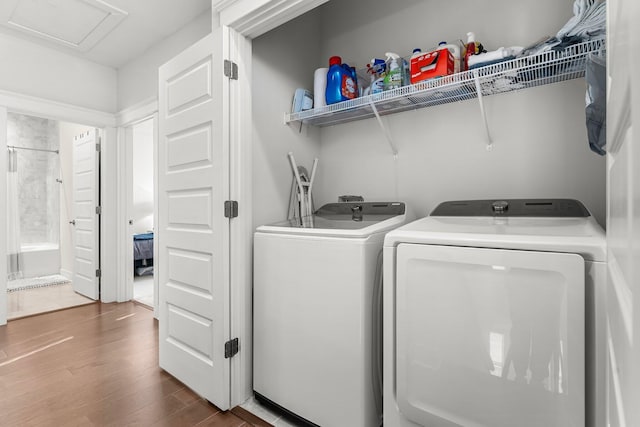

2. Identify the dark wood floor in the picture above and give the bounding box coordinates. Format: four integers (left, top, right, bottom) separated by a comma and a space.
0, 302, 272, 426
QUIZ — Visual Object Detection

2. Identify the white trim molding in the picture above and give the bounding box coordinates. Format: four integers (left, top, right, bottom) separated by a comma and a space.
116, 97, 158, 127
115, 98, 159, 304
0, 107, 6, 326
0, 89, 116, 127
228, 27, 253, 407
115, 100, 159, 306
213, 0, 329, 38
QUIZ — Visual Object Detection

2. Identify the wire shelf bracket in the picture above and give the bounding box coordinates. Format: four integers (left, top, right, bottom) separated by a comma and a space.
473, 70, 493, 150
369, 99, 398, 157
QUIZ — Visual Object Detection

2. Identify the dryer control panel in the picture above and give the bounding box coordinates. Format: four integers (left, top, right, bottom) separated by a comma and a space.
430, 198, 590, 217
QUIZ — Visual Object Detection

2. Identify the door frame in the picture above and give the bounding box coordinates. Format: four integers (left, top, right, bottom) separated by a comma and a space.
211, 0, 330, 406
0, 90, 117, 325
116, 99, 159, 315
0, 106, 6, 325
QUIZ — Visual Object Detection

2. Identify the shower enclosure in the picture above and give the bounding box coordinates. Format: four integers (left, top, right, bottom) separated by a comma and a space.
6, 113, 61, 282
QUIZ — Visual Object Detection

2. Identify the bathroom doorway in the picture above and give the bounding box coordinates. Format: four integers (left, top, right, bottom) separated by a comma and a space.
126, 117, 156, 309
5, 112, 98, 319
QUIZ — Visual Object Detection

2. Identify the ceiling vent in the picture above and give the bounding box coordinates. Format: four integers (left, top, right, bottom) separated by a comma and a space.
0, 0, 127, 52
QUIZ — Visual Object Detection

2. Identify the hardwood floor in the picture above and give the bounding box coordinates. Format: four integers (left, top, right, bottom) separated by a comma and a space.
0, 302, 271, 426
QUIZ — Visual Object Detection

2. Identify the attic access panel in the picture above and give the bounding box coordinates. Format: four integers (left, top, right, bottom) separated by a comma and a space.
0, 0, 127, 52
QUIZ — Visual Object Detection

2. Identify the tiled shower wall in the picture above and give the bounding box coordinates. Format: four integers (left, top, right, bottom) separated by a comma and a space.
7, 113, 60, 245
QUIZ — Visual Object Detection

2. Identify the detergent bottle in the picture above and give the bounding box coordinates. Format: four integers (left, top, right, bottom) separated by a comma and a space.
438, 41, 462, 73
325, 56, 357, 104
348, 66, 359, 97
383, 52, 402, 91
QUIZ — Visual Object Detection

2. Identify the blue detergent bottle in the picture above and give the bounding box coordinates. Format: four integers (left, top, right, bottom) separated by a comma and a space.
325, 56, 357, 105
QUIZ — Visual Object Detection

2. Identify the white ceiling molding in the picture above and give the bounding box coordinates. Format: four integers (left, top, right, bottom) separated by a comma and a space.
0, 0, 127, 52
116, 96, 157, 127
214, 0, 328, 38
0, 88, 116, 127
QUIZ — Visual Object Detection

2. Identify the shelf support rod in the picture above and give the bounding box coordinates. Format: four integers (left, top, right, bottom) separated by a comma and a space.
369, 100, 398, 157
473, 71, 493, 150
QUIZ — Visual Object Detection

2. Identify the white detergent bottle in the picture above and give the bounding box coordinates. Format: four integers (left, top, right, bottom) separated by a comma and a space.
438, 41, 462, 73
383, 52, 402, 91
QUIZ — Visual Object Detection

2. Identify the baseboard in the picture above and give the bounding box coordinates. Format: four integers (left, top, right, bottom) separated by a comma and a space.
60, 269, 73, 280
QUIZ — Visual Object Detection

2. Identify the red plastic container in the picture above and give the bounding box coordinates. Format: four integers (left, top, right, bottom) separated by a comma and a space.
410, 48, 454, 84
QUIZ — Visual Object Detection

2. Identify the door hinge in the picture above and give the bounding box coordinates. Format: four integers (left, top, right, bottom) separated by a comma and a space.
224, 59, 238, 80
95, 269, 101, 278
224, 338, 239, 358
96, 206, 102, 215
224, 200, 238, 218
96, 138, 101, 152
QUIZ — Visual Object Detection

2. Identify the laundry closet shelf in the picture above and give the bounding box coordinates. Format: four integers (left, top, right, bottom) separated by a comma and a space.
285, 38, 605, 127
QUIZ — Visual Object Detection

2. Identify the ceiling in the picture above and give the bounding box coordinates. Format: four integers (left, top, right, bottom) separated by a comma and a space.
0, 0, 211, 69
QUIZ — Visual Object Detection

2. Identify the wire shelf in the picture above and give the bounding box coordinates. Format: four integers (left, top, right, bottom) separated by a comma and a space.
285, 38, 606, 127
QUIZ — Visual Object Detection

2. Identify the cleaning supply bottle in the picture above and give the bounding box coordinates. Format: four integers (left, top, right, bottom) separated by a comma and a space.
364, 58, 386, 95
401, 57, 410, 86
464, 32, 477, 71
364, 71, 384, 96
438, 41, 462, 73
383, 52, 402, 91
325, 56, 357, 105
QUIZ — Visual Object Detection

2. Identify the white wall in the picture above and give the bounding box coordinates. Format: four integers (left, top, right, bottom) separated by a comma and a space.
318, 79, 606, 223
132, 119, 154, 234
117, 12, 212, 111
318, 0, 573, 68
0, 34, 117, 113
251, 0, 606, 226
59, 121, 94, 278
252, 9, 323, 229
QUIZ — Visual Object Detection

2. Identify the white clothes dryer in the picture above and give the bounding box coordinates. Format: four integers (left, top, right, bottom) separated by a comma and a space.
254, 202, 407, 427
383, 199, 606, 427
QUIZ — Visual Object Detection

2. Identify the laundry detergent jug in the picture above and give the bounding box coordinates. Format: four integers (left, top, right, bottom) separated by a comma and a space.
325, 56, 357, 104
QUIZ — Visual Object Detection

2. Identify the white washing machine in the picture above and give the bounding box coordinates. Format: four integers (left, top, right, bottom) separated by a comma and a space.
383, 199, 606, 427
254, 202, 407, 427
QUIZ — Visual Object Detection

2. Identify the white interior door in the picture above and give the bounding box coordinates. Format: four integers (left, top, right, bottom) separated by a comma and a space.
606, 0, 640, 425
72, 129, 100, 300
158, 29, 231, 409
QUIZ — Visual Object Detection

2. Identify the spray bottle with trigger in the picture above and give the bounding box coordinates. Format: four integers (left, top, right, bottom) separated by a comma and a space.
364, 58, 386, 96
383, 52, 402, 91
